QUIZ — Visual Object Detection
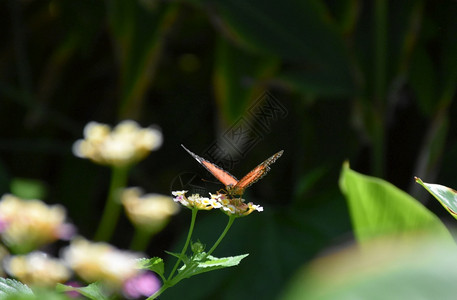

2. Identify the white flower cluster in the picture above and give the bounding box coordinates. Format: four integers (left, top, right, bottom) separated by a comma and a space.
122, 187, 179, 232
73, 120, 163, 167
172, 191, 222, 210
210, 192, 264, 216
0, 194, 74, 252
4, 252, 71, 287
61, 238, 142, 287
4, 237, 154, 292
172, 190, 263, 216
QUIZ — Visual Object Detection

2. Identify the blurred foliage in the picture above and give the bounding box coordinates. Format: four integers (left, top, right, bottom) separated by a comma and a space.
282, 235, 457, 300
10, 178, 47, 200
1, 0, 457, 299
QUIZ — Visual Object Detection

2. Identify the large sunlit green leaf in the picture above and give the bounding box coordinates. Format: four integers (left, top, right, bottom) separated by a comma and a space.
339, 162, 452, 244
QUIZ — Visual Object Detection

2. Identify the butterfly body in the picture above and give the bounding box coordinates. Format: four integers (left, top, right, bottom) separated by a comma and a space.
181, 145, 283, 197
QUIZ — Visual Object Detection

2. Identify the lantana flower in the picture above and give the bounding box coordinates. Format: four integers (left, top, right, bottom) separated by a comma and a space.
210, 192, 263, 217
4, 252, 71, 287
172, 190, 263, 216
61, 238, 142, 288
172, 190, 222, 210
72, 120, 163, 167
121, 187, 179, 233
0, 194, 75, 253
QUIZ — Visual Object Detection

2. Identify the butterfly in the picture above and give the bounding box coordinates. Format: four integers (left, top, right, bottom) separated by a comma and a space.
181, 144, 283, 197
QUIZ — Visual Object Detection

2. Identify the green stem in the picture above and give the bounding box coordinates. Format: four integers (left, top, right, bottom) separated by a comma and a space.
206, 215, 236, 257
94, 165, 130, 241
148, 209, 198, 300
130, 227, 153, 252
167, 209, 198, 280
148, 282, 169, 300
171, 215, 236, 284
148, 214, 236, 300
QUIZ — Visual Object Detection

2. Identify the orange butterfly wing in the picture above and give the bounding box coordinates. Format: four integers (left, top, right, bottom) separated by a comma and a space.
181, 145, 238, 186
235, 150, 284, 190
182, 145, 284, 196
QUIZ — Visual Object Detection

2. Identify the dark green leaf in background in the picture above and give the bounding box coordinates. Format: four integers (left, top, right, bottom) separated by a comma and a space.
107, 0, 179, 119
10, 178, 47, 200
198, 0, 355, 99
213, 38, 279, 123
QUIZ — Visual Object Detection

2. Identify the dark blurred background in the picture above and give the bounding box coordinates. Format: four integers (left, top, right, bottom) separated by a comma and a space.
1, 0, 457, 299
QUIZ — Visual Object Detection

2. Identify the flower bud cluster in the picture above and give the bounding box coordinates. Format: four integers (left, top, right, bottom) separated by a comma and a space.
4, 252, 71, 287
121, 187, 179, 233
72, 120, 163, 167
61, 238, 142, 287
0, 194, 74, 253
172, 190, 263, 217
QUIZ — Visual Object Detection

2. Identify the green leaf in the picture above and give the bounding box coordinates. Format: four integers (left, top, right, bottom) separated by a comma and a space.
10, 178, 47, 200
56, 282, 108, 300
0, 278, 33, 298
198, 0, 346, 63
193, 0, 354, 99
164, 250, 190, 264
137, 257, 164, 278
107, 1, 179, 118
213, 37, 279, 123
180, 254, 249, 278
339, 162, 452, 244
277, 68, 354, 98
409, 47, 438, 115
415, 177, 457, 219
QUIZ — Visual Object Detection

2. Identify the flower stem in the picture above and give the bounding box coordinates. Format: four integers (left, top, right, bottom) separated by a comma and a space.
148, 214, 236, 300
167, 208, 198, 280
206, 215, 236, 257
148, 282, 169, 300
148, 209, 198, 300
171, 215, 236, 284
94, 165, 130, 241
130, 227, 152, 251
